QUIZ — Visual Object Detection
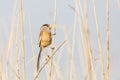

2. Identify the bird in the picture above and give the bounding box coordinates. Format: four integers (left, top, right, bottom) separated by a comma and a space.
37, 24, 52, 71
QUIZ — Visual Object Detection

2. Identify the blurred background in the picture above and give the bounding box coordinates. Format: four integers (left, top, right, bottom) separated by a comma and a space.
0, 0, 120, 80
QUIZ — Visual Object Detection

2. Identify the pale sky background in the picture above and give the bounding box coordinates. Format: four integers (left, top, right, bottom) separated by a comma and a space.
0, 0, 120, 80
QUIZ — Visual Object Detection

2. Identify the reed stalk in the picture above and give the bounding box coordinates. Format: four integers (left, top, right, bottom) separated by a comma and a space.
20, 0, 26, 80
106, 0, 110, 80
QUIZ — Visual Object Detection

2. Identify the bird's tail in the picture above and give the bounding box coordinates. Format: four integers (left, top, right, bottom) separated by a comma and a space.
37, 47, 42, 71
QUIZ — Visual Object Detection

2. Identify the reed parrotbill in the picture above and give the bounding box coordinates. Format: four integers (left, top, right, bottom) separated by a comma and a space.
37, 24, 52, 71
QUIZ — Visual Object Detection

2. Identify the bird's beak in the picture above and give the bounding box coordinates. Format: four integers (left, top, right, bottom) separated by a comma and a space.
49, 25, 52, 30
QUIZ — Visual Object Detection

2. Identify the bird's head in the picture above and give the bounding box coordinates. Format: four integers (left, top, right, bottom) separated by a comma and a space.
42, 24, 52, 30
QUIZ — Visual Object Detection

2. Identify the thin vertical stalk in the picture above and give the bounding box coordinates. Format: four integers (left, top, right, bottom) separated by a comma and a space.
20, 0, 26, 80
106, 0, 110, 80
15, 13, 21, 80
53, 61, 63, 80
117, 0, 120, 9
49, 0, 57, 80
16, 24, 20, 80
91, 0, 105, 80
16, 50, 20, 80
28, 15, 36, 79
0, 60, 2, 80
6, 62, 8, 80
70, 12, 77, 80
52, 0, 57, 46
84, 0, 91, 80
53, 0, 57, 33
49, 60, 52, 80
4, 19, 16, 80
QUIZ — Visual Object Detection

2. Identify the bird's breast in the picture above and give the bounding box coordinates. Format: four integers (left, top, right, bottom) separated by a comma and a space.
40, 31, 51, 47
